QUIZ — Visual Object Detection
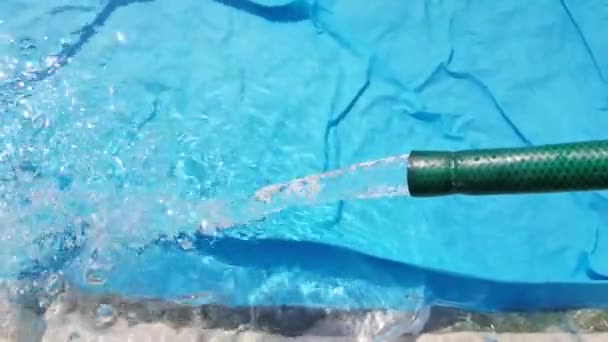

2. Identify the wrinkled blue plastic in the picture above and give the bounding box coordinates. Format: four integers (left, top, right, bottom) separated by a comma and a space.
1, 0, 608, 312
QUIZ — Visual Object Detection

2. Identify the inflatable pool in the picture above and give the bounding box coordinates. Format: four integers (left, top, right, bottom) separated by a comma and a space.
1, 0, 608, 315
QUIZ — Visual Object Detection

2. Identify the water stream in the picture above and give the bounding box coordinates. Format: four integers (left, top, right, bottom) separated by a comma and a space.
198, 153, 411, 234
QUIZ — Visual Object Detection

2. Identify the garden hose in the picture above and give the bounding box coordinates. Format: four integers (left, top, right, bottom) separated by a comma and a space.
407, 140, 608, 196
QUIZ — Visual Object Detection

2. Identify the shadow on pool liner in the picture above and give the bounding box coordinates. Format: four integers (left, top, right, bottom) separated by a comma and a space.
56, 231, 608, 313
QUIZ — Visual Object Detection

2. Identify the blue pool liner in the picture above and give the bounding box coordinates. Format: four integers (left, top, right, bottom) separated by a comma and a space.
2, 0, 608, 312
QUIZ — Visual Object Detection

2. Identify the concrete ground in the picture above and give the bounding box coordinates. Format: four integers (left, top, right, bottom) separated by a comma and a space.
6, 307, 608, 341
37, 315, 608, 342
1, 283, 607, 342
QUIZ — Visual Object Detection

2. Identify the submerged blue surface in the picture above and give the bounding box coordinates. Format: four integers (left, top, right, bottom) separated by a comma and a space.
1, 0, 608, 311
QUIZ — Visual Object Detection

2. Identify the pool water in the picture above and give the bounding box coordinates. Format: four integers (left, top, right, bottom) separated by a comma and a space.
1, 0, 608, 316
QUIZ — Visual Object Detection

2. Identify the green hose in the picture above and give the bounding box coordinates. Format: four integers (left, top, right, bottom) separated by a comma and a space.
407, 140, 608, 197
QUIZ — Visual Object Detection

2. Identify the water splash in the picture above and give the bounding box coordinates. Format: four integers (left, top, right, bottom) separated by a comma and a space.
199, 153, 411, 234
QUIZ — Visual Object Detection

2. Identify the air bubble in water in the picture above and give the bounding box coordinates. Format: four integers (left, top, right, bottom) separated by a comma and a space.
45, 272, 63, 297
85, 266, 109, 286
176, 234, 194, 250
18, 37, 36, 56
94, 304, 116, 328
38, 296, 51, 310
43, 55, 59, 68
